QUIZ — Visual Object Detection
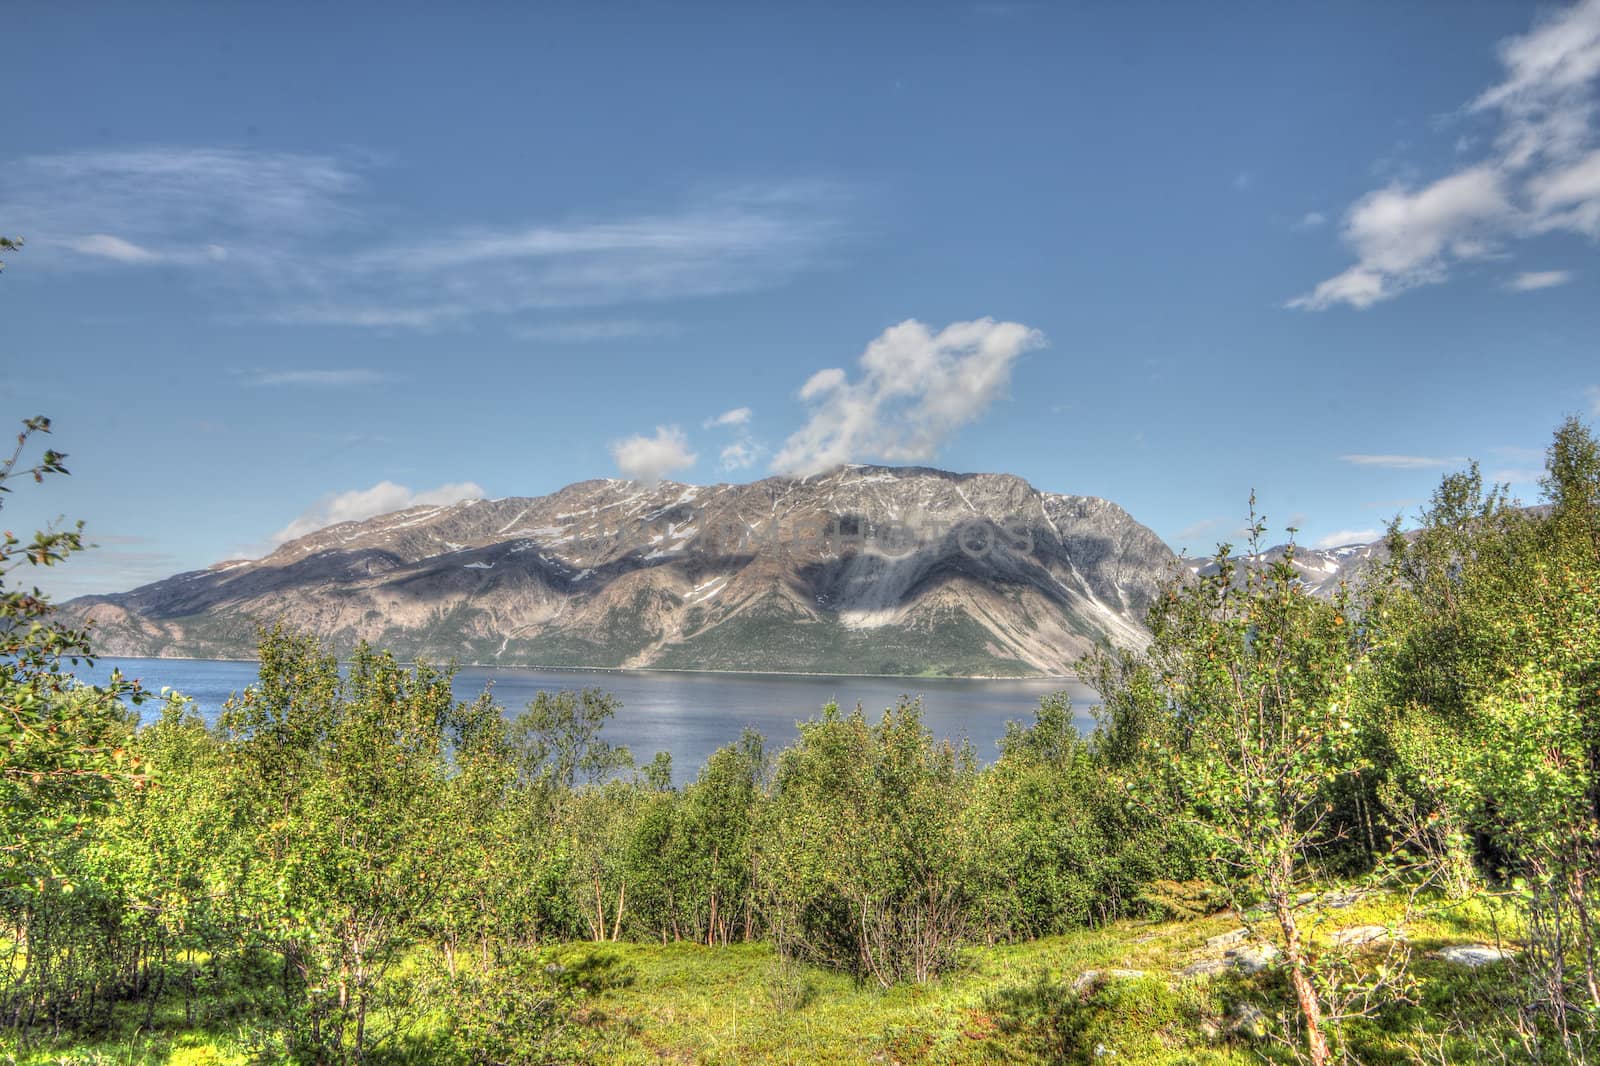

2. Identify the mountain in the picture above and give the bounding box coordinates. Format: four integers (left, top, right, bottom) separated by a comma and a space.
63, 466, 1182, 677
1186, 539, 1390, 598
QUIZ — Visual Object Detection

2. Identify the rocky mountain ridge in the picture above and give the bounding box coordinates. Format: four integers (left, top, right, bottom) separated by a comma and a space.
65, 465, 1184, 677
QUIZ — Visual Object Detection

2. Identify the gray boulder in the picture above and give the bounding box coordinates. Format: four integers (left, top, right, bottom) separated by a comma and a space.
1433, 944, 1513, 967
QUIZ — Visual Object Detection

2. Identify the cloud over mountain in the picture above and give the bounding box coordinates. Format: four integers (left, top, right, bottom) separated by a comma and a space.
272, 481, 485, 547
612, 426, 697, 484
773, 318, 1045, 475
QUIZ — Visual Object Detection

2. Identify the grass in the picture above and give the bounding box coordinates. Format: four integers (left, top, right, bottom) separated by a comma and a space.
566, 895, 1517, 1065
2, 891, 1522, 1065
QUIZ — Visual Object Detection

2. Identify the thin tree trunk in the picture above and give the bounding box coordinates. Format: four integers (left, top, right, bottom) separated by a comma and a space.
1275, 893, 1330, 1066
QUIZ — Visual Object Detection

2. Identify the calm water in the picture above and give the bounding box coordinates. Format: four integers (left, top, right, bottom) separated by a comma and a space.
78, 657, 1098, 783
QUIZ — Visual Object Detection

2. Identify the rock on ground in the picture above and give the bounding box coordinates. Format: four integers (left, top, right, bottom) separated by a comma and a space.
1225, 943, 1278, 974
1432, 944, 1514, 967
1205, 927, 1249, 950
1333, 924, 1405, 947
1176, 957, 1231, 979
1073, 968, 1147, 994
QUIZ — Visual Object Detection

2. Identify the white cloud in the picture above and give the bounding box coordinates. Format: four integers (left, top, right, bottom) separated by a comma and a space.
719, 441, 761, 470
1314, 528, 1380, 549
772, 318, 1045, 475
703, 408, 761, 472
611, 425, 697, 484
704, 407, 752, 428
1339, 453, 1469, 469
64, 233, 160, 263
61, 232, 230, 267
1289, 167, 1512, 309
1587, 383, 1600, 413
272, 480, 485, 547
1294, 211, 1327, 230
245, 368, 388, 387
1471, 0, 1600, 167
1508, 268, 1575, 289
799, 367, 847, 400
1528, 147, 1600, 234
1292, 0, 1600, 309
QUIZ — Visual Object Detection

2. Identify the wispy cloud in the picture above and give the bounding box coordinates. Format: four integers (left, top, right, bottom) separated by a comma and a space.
514, 319, 680, 342
1290, 0, 1600, 309
1489, 467, 1544, 484
702, 407, 762, 471
704, 407, 752, 428
1339, 453, 1469, 469
261, 305, 465, 329
773, 318, 1045, 475
5, 146, 360, 272
280, 182, 848, 327
1314, 528, 1380, 549
1507, 268, 1575, 289
1293, 211, 1327, 230
1589, 384, 1600, 413
719, 440, 762, 471
272, 480, 484, 547
244, 368, 389, 388
3, 147, 849, 329
611, 425, 697, 484
1170, 517, 1222, 544
63, 234, 161, 263
29, 530, 186, 599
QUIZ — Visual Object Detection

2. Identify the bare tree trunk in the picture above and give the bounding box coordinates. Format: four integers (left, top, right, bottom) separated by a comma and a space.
1275, 893, 1330, 1066
611, 881, 626, 941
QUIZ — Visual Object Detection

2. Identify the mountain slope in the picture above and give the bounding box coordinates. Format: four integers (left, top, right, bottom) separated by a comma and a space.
64, 466, 1181, 676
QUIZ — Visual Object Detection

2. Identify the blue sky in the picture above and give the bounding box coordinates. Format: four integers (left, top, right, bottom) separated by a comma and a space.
5, 0, 1600, 597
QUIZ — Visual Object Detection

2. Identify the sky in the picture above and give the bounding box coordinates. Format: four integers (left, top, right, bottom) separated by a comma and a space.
4, 0, 1600, 598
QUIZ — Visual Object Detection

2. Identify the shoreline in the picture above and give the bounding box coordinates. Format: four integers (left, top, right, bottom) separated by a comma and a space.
93, 652, 1080, 684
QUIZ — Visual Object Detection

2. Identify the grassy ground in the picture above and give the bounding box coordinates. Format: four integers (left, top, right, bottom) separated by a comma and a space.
565, 892, 1515, 1064
3, 891, 1520, 1065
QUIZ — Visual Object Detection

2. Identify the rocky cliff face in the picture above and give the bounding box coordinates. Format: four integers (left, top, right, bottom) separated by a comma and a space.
64, 466, 1183, 676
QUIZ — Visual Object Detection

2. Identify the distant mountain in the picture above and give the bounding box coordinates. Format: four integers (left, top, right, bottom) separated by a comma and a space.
63, 466, 1182, 677
1186, 539, 1390, 598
